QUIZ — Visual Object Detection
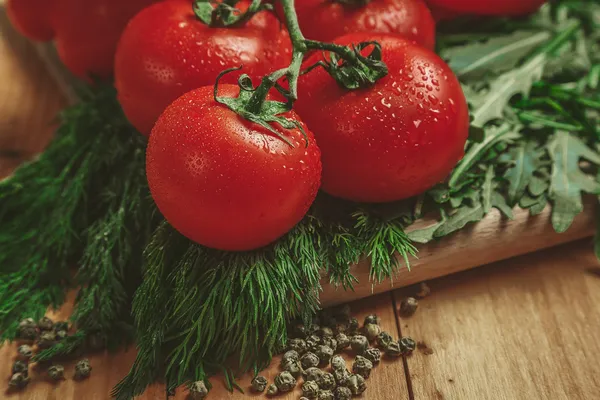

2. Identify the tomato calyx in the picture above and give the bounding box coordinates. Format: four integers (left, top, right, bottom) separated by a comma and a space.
193, 0, 272, 27
304, 41, 389, 90
214, 67, 307, 147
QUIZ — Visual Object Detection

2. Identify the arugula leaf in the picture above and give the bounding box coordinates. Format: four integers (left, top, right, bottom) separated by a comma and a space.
547, 131, 600, 232
482, 166, 495, 213
433, 202, 485, 238
442, 31, 551, 81
407, 217, 446, 244
491, 192, 514, 219
502, 141, 545, 205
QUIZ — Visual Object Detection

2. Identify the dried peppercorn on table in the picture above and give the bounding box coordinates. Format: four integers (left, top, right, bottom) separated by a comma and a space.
2, 9, 600, 400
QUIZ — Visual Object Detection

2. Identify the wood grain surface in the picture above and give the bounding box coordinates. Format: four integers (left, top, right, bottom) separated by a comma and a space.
2, 5, 600, 400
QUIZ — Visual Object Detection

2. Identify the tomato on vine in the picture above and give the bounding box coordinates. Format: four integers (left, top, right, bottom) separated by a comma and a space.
293, 0, 436, 50
147, 84, 322, 251
7, 0, 159, 78
296, 33, 469, 203
426, 0, 546, 16
115, 0, 292, 135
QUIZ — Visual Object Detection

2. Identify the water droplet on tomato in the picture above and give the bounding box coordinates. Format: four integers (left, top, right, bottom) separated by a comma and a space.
413, 120, 422, 128
428, 94, 439, 104
432, 78, 440, 86
381, 98, 392, 108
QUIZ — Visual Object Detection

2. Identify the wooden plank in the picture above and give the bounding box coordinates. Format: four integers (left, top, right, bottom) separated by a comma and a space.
0, 293, 410, 399
393, 239, 600, 400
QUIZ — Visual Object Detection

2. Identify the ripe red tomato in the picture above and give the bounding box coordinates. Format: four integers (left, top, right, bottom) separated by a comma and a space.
115, 0, 292, 135
53, 0, 159, 78
147, 85, 322, 251
426, 0, 546, 16
294, 0, 436, 50
6, 0, 55, 41
295, 33, 469, 203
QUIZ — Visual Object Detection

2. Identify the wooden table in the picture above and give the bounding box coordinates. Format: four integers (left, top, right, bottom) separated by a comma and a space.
2, 12, 600, 400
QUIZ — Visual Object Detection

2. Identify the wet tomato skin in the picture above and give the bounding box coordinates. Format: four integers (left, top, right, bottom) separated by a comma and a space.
296, 33, 469, 203
115, 0, 292, 135
147, 85, 322, 251
294, 0, 436, 50
426, 0, 546, 16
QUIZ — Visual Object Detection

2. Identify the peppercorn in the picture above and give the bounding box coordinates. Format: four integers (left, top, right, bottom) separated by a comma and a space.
321, 336, 337, 352
386, 341, 403, 357
316, 371, 336, 390
352, 355, 373, 379
17, 318, 38, 341
347, 374, 367, 395
377, 331, 394, 348
274, 371, 296, 392
53, 321, 69, 332
303, 367, 323, 382
266, 383, 278, 396
350, 335, 369, 353
12, 360, 28, 375
251, 376, 268, 393
37, 331, 56, 349
17, 345, 33, 360
282, 359, 303, 378
334, 386, 352, 400
74, 359, 92, 380
334, 322, 349, 335
282, 349, 300, 365
335, 333, 350, 351
364, 314, 380, 326
302, 380, 320, 399
332, 368, 351, 387
288, 338, 307, 354
188, 381, 208, 400
347, 317, 359, 334
319, 326, 334, 338
56, 330, 68, 340
301, 352, 320, 369
416, 282, 431, 298
330, 354, 346, 371
18, 318, 36, 330
399, 297, 418, 317
315, 345, 334, 366
8, 372, 30, 389
400, 337, 417, 354
48, 365, 65, 381
318, 390, 334, 400
306, 334, 321, 351
363, 323, 381, 342
363, 347, 381, 364
38, 316, 54, 331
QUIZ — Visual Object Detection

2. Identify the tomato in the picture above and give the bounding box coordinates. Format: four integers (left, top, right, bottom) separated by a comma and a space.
115, 0, 292, 135
147, 85, 322, 251
295, 33, 469, 203
6, 0, 55, 41
426, 0, 546, 16
52, 0, 159, 78
294, 0, 436, 50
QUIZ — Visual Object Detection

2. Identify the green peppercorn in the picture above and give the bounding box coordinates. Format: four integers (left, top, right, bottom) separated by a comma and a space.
321, 336, 337, 352
12, 360, 28, 375
302, 380, 320, 399
274, 371, 296, 392
266, 383, 278, 396
335, 333, 350, 351
350, 335, 369, 353
400, 337, 417, 354
377, 331, 394, 348
9, 372, 30, 389
188, 381, 208, 400
306, 334, 322, 352
363, 323, 381, 342
318, 389, 334, 400
48, 365, 65, 381
303, 367, 323, 382
282, 349, 300, 365
332, 368, 351, 387
301, 352, 320, 369
400, 297, 419, 317
386, 341, 403, 357
282, 359, 303, 378
17, 318, 38, 341
330, 354, 346, 371
363, 348, 381, 364
352, 355, 373, 379
315, 345, 333, 366
55, 330, 68, 340
251, 376, 268, 392
38, 316, 54, 331
334, 386, 352, 400
364, 314, 380, 326
347, 374, 367, 395
316, 371, 335, 390
74, 359, 92, 380
37, 331, 56, 349
17, 345, 33, 360
288, 338, 307, 354
319, 326, 334, 338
